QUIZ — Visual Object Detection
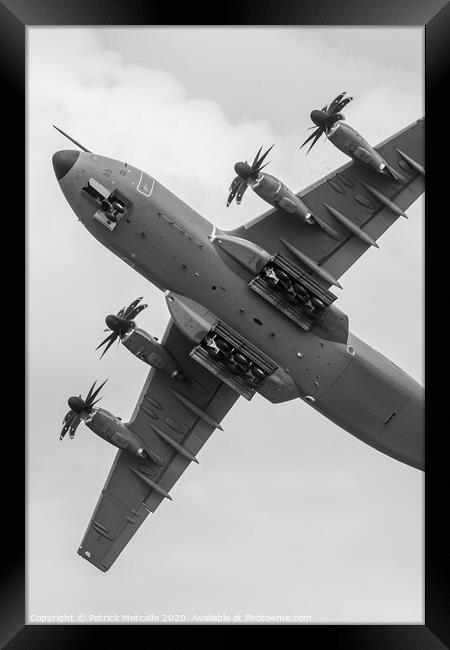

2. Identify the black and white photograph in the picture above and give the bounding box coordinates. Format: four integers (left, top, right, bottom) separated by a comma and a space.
27, 25, 425, 627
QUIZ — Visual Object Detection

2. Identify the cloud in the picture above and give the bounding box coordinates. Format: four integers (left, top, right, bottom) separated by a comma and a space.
96, 27, 423, 134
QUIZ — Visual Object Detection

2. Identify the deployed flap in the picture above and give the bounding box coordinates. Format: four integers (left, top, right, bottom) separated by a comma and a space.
230, 119, 424, 287
78, 320, 239, 572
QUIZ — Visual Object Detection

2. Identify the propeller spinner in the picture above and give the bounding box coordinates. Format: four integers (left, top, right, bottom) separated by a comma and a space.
300, 92, 353, 153
96, 297, 148, 358
60, 379, 107, 440
227, 145, 274, 207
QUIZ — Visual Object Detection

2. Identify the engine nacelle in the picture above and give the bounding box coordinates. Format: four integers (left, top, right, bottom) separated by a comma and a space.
327, 121, 404, 181
247, 172, 339, 238
84, 408, 151, 459
250, 172, 314, 222
121, 326, 182, 378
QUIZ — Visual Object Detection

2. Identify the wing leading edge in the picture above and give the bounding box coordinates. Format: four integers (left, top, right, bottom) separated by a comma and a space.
230, 119, 424, 287
78, 320, 239, 571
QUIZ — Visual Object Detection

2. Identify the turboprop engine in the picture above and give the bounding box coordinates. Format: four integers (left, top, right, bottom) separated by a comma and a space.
60, 380, 162, 462
227, 145, 340, 239
301, 92, 405, 182
96, 297, 183, 379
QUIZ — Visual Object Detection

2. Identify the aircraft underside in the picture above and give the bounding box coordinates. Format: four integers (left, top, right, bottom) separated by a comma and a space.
52, 108, 425, 571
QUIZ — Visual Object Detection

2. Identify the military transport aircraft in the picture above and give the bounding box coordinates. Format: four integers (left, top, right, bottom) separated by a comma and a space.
53, 110, 424, 572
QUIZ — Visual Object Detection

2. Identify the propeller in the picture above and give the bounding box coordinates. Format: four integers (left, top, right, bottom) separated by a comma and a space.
96, 297, 148, 358
60, 379, 107, 440
300, 92, 353, 153
227, 145, 274, 206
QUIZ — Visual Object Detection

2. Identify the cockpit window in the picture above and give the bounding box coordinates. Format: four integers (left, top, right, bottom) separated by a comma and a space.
137, 172, 155, 197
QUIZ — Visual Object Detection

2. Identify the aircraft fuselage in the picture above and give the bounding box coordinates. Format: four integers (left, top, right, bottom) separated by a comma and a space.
54, 150, 424, 470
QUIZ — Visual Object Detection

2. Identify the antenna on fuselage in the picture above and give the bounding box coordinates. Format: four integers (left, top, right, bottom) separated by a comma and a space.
53, 125, 91, 153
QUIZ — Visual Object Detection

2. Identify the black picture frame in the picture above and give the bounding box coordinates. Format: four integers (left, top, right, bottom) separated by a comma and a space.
5, 0, 448, 647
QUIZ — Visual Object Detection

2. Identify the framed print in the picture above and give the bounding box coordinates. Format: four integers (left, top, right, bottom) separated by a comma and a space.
3, 0, 448, 647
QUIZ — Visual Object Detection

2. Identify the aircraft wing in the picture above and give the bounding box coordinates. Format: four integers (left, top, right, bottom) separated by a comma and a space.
78, 320, 239, 572
230, 119, 424, 287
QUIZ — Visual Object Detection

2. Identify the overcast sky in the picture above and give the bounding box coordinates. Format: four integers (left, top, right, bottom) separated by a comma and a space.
27, 27, 424, 624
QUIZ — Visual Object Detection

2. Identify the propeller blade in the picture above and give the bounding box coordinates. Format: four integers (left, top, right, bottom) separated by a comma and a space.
257, 161, 271, 173
60, 412, 76, 439
327, 92, 346, 114
251, 146, 263, 168
236, 181, 249, 204
122, 297, 143, 319
96, 332, 116, 352
336, 96, 353, 112
86, 379, 108, 407
326, 98, 339, 114
85, 380, 97, 403
62, 410, 73, 425
127, 303, 147, 321
254, 144, 274, 171
305, 129, 324, 154
300, 127, 322, 150
69, 415, 82, 439
229, 175, 242, 193
227, 177, 246, 207
99, 335, 118, 358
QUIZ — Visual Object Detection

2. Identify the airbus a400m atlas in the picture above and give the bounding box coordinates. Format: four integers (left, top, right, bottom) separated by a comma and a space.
53, 99, 425, 572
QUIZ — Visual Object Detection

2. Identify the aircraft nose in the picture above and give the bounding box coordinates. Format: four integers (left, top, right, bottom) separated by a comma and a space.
52, 150, 79, 180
